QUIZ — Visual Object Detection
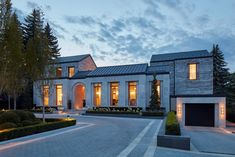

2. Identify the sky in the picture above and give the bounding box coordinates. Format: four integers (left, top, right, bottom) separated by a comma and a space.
11, 0, 235, 72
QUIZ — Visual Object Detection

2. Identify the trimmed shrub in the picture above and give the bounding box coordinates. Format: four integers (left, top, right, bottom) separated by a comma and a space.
0, 122, 17, 130
141, 111, 164, 116
13, 110, 36, 121
0, 119, 76, 141
0, 112, 20, 124
165, 112, 181, 135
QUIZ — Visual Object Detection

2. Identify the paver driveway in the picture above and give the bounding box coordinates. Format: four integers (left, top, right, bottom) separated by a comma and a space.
0, 114, 162, 157
1, 114, 235, 157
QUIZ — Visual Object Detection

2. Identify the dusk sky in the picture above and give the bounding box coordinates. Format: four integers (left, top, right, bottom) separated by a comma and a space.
12, 0, 235, 72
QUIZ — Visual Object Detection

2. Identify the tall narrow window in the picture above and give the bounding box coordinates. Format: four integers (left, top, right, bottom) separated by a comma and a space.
156, 81, 161, 104
56, 85, 63, 106
93, 83, 101, 106
43, 85, 49, 106
110, 83, 119, 106
128, 82, 137, 106
56, 67, 62, 77
68, 66, 75, 78
189, 63, 197, 80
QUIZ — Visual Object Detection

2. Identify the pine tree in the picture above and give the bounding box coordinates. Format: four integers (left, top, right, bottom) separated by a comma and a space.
22, 9, 43, 46
211, 44, 230, 95
44, 22, 60, 59
149, 73, 160, 110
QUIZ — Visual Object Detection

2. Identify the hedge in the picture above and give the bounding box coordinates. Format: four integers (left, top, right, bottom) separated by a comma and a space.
0, 118, 76, 142
141, 111, 165, 116
86, 110, 139, 114
165, 112, 181, 135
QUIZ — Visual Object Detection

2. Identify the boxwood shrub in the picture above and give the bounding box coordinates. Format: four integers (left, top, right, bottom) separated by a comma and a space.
0, 119, 76, 142
141, 111, 165, 116
165, 112, 181, 135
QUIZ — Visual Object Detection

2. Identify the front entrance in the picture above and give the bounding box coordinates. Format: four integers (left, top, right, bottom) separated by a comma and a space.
74, 84, 86, 110
185, 103, 215, 127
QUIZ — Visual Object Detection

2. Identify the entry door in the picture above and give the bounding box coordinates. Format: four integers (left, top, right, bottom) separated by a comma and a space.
74, 85, 85, 109
185, 103, 215, 127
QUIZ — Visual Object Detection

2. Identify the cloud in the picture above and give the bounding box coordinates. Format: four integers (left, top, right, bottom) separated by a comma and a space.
72, 35, 84, 45
64, 16, 97, 26
45, 5, 51, 11
27, 1, 39, 9
143, 0, 166, 20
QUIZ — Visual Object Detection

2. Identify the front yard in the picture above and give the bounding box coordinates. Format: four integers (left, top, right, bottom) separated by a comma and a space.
0, 110, 76, 141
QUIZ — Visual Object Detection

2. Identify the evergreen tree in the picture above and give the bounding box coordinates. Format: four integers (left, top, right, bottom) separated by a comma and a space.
44, 22, 60, 59
149, 73, 160, 110
211, 44, 230, 95
22, 9, 43, 46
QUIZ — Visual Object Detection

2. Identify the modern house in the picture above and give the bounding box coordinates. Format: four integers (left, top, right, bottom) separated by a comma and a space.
33, 50, 226, 127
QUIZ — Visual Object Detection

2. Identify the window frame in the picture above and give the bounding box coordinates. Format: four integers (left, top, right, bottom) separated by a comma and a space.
68, 66, 75, 78
93, 83, 102, 107
110, 82, 119, 106
128, 81, 137, 107
56, 67, 62, 77
55, 84, 63, 106
43, 85, 49, 106
188, 63, 198, 80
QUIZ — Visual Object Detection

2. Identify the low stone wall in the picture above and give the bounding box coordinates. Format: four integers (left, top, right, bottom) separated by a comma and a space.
157, 118, 190, 150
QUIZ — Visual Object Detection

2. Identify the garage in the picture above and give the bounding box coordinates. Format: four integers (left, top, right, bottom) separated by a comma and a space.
185, 103, 215, 127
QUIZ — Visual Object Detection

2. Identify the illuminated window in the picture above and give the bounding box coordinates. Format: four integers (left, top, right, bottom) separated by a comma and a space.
56, 85, 63, 106
93, 83, 101, 106
110, 83, 119, 106
68, 66, 75, 78
56, 67, 62, 77
156, 80, 161, 103
128, 82, 137, 106
43, 85, 49, 106
189, 63, 197, 80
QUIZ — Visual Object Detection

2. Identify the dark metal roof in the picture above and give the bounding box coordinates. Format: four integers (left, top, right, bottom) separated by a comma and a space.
146, 66, 169, 75
151, 50, 212, 62
71, 71, 91, 79
55, 54, 90, 64
87, 63, 148, 77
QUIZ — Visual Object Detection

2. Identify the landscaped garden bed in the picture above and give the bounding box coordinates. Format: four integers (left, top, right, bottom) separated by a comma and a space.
157, 112, 190, 150
86, 107, 142, 115
29, 106, 57, 113
0, 110, 76, 141
141, 107, 165, 116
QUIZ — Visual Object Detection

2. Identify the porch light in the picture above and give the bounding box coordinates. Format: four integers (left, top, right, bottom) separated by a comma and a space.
177, 103, 182, 121
220, 104, 225, 120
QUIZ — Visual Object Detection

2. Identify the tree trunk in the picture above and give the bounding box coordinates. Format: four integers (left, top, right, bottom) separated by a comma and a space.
13, 91, 17, 110
42, 97, 45, 123
8, 95, 11, 110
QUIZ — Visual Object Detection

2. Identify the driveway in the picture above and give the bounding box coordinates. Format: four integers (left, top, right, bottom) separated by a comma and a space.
0, 114, 162, 157
1, 114, 235, 157
183, 126, 235, 155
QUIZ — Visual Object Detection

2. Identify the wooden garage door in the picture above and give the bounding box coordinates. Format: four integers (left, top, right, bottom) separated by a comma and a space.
185, 103, 214, 127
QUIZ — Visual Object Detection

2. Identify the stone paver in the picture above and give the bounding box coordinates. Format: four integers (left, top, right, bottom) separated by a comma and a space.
1, 114, 235, 157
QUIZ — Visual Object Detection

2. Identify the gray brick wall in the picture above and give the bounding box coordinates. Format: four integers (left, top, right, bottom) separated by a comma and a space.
175, 57, 213, 95
150, 57, 213, 96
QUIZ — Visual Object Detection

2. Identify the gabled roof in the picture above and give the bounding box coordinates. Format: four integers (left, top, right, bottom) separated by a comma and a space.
71, 71, 91, 79
150, 50, 212, 63
55, 54, 90, 64
87, 63, 148, 77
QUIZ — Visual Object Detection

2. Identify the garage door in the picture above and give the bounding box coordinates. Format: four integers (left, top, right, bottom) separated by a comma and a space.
185, 103, 214, 127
